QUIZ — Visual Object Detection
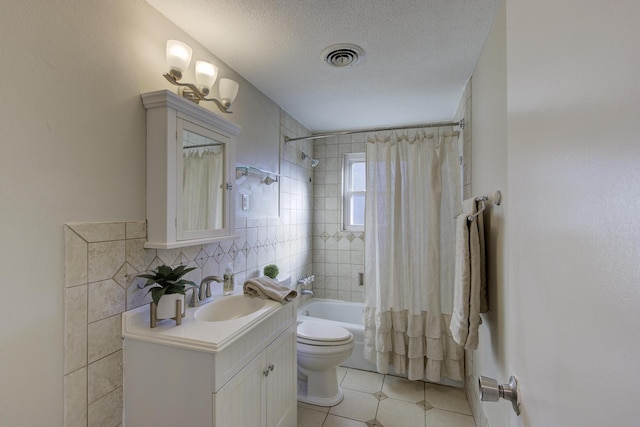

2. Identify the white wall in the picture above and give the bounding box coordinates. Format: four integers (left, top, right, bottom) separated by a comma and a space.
468, 2, 509, 425
0, 0, 284, 425
471, 0, 640, 425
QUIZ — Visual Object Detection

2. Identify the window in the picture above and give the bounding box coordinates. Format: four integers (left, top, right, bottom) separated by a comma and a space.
342, 152, 366, 231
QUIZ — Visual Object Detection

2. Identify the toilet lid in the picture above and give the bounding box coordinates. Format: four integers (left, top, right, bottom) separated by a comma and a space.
297, 321, 352, 342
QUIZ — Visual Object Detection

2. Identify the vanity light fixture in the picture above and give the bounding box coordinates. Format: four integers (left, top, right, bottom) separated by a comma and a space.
163, 40, 239, 113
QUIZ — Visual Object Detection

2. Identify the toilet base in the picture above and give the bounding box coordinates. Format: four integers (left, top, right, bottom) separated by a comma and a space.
297, 367, 345, 407
297, 386, 344, 407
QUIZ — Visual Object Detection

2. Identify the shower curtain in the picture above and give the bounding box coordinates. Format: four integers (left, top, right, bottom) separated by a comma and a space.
183, 147, 224, 231
363, 127, 464, 382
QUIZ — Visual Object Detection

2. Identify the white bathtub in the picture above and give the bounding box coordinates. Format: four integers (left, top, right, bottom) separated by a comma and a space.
296, 298, 463, 387
297, 298, 372, 371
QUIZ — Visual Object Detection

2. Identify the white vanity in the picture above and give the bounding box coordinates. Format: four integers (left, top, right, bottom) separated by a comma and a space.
122, 296, 297, 427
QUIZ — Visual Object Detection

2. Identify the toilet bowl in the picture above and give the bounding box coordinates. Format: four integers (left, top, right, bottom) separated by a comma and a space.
296, 321, 354, 406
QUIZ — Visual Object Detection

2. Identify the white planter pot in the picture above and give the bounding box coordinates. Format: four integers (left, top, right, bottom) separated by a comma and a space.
156, 293, 186, 319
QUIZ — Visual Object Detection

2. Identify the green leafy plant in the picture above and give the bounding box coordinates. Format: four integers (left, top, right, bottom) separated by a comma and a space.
138, 264, 198, 305
263, 264, 279, 279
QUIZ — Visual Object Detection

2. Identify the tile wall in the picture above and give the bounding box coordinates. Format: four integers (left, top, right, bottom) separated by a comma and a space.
63, 110, 314, 427
311, 133, 366, 303
310, 114, 470, 304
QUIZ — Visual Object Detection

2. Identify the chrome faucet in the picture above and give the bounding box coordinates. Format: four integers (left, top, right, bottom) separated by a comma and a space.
200, 276, 223, 301
298, 275, 315, 298
297, 275, 315, 286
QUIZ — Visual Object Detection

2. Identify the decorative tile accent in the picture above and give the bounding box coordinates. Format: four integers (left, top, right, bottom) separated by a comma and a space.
376, 398, 426, 427
320, 232, 330, 241
229, 243, 239, 260
213, 245, 225, 263
195, 249, 209, 268
373, 392, 388, 401
416, 400, 434, 410
112, 263, 129, 289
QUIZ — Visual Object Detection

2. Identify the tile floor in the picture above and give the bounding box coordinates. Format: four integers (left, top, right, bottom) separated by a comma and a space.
297, 367, 476, 427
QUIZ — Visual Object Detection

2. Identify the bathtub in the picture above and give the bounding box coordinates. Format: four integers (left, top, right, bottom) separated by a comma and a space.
296, 298, 463, 387
297, 298, 372, 371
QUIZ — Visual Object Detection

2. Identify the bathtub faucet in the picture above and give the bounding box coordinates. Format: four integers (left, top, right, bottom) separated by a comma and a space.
297, 275, 315, 286
300, 289, 314, 297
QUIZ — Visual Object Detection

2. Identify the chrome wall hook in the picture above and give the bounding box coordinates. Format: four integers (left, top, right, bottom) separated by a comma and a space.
479, 375, 521, 416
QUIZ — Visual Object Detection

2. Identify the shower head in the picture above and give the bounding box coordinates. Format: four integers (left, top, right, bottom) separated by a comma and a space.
301, 151, 320, 168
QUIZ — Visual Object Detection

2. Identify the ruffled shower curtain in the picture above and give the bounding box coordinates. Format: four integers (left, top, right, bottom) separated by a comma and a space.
183, 147, 224, 231
363, 127, 464, 382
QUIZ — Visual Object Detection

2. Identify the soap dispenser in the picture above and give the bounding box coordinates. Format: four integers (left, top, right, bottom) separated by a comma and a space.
223, 263, 234, 296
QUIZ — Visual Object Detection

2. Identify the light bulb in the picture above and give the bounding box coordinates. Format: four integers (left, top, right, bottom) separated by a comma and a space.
195, 61, 218, 95
219, 78, 239, 108
166, 40, 192, 80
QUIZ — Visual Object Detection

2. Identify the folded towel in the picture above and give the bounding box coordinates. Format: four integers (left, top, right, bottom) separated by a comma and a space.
243, 276, 297, 302
449, 197, 488, 350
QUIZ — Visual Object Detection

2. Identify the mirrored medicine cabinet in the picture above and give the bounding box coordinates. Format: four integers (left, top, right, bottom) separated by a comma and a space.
141, 90, 241, 249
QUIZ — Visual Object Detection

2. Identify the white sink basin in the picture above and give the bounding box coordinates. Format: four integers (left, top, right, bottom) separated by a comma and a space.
194, 295, 267, 322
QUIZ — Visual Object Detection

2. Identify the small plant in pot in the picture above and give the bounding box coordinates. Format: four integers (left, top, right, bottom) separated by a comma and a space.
263, 264, 279, 280
138, 264, 198, 320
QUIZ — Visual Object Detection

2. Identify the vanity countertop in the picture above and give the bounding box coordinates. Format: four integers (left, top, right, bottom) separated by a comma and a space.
122, 293, 286, 353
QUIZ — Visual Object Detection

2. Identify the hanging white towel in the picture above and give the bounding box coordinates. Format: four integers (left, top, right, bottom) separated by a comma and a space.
449, 198, 488, 350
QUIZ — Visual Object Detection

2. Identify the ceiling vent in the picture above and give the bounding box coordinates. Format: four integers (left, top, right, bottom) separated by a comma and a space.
322, 44, 365, 67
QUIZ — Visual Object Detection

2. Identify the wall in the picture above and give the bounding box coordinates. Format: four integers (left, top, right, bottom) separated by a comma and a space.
0, 0, 311, 425
470, 0, 640, 425
506, 0, 640, 424
311, 135, 366, 302
63, 110, 313, 425
466, 2, 508, 426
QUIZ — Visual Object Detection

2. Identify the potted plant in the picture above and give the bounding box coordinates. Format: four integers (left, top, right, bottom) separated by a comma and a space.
263, 264, 279, 280
138, 264, 198, 319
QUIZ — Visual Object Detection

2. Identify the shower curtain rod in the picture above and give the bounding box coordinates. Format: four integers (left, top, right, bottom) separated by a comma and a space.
284, 119, 464, 143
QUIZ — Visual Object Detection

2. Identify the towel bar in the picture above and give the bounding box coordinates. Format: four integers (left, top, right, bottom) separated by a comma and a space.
468, 190, 502, 222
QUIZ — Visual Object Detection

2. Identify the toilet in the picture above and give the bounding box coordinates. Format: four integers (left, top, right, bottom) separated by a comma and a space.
296, 321, 354, 406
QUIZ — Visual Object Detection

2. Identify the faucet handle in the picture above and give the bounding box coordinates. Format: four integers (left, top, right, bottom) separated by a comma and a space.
187, 286, 199, 308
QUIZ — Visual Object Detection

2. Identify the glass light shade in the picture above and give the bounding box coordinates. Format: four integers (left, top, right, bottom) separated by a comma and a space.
219, 78, 239, 104
166, 40, 192, 72
195, 61, 218, 90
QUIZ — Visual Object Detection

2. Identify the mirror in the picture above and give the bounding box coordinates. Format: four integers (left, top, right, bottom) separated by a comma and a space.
178, 120, 228, 239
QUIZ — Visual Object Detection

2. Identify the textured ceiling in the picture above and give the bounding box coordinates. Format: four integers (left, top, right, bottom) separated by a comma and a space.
147, 0, 500, 133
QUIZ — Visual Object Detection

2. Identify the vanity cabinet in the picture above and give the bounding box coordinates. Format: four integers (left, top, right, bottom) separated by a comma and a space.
141, 90, 241, 249
123, 300, 297, 427
213, 326, 296, 427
